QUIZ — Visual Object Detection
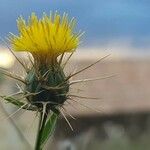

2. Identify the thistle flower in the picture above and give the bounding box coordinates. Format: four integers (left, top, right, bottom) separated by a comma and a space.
0, 12, 111, 150
9, 12, 81, 113
11, 12, 79, 55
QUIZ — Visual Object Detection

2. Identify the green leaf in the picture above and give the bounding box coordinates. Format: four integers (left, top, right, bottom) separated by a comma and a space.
1, 96, 25, 107
0, 96, 37, 111
40, 112, 58, 149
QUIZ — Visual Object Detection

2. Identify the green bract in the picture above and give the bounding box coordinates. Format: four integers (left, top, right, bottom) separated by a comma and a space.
25, 63, 69, 111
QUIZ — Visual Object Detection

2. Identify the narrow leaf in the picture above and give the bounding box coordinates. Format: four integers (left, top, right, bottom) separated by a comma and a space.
40, 112, 58, 148
0, 96, 37, 111
1, 96, 25, 107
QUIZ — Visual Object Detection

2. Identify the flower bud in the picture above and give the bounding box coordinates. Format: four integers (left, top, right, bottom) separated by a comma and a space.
25, 63, 69, 110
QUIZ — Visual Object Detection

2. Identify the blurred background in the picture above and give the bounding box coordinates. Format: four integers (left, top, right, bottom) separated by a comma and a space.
0, 0, 150, 150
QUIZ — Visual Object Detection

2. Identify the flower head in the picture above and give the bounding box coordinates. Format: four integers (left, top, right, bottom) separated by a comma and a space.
10, 12, 80, 56
0, 11, 110, 150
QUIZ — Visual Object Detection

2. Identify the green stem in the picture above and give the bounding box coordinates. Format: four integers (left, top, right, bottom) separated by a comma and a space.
35, 112, 48, 150
35, 112, 42, 150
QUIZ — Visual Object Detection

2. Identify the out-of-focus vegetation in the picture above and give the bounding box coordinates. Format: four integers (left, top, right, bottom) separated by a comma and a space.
48, 113, 150, 150
86, 130, 150, 150
54, 133, 150, 150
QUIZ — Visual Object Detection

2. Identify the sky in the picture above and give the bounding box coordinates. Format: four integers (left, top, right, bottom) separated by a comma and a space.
0, 0, 150, 54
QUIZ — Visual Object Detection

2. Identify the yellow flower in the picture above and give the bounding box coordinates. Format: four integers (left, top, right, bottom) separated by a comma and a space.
10, 12, 80, 56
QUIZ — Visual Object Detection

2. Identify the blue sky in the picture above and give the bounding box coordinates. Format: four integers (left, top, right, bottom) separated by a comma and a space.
0, 0, 150, 51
